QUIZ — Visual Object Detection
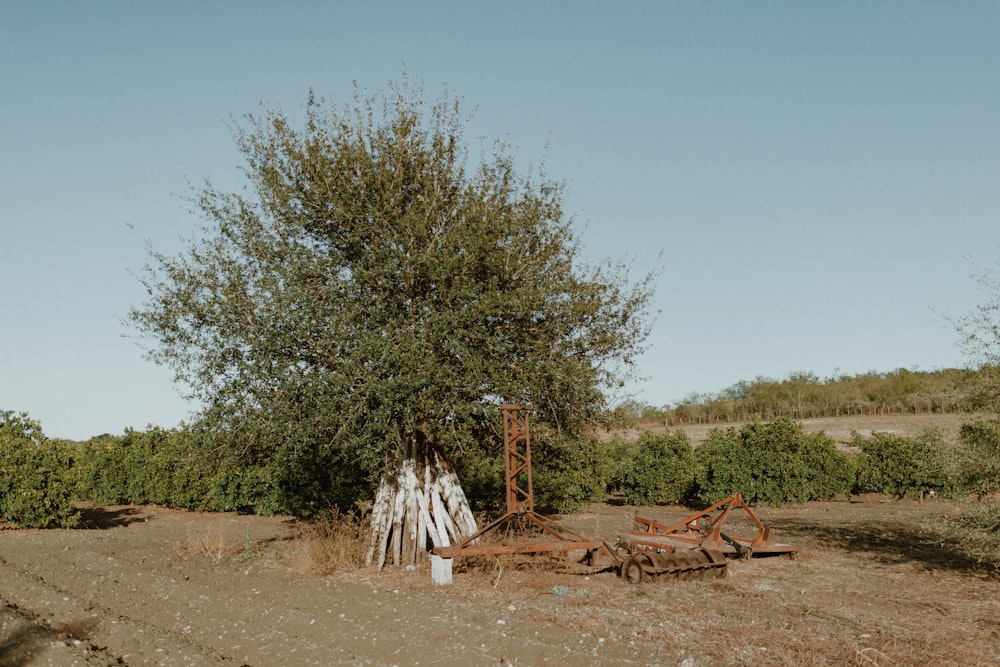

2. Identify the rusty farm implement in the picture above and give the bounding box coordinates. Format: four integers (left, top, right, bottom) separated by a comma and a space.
432, 405, 797, 584
618, 494, 798, 583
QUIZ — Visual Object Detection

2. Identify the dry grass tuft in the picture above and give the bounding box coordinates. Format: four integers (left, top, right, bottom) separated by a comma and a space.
175, 525, 246, 563
452, 552, 596, 595
290, 509, 369, 575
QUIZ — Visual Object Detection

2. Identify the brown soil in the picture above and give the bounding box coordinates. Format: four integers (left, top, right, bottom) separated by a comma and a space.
2, 415, 999, 666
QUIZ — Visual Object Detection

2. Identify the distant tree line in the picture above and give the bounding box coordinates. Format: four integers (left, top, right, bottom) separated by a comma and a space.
620, 367, 998, 427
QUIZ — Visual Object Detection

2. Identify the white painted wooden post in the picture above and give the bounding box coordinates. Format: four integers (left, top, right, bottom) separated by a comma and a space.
430, 555, 453, 585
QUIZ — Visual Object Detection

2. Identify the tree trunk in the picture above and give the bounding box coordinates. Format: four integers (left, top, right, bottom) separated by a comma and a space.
365, 437, 477, 569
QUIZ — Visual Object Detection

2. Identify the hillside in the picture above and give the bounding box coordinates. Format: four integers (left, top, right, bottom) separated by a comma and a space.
657, 411, 991, 450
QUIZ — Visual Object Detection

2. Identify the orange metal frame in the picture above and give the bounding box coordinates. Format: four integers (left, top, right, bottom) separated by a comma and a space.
502, 403, 533, 513
432, 404, 620, 572
629, 493, 798, 557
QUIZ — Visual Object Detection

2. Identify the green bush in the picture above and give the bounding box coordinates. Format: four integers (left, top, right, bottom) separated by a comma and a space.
75, 427, 213, 507
532, 434, 607, 514
958, 418, 1000, 497
74, 427, 309, 515
613, 431, 696, 505
597, 435, 634, 496
852, 428, 962, 498
0, 411, 79, 528
199, 460, 286, 514
694, 417, 854, 506
452, 441, 506, 513
452, 432, 607, 515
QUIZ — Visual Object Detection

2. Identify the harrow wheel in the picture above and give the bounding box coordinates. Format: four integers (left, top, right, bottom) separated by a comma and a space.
624, 548, 728, 583
621, 554, 649, 584
676, 553, 694, 581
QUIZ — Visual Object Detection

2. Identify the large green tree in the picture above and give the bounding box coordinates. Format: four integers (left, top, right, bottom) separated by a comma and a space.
131, 80, 656, 566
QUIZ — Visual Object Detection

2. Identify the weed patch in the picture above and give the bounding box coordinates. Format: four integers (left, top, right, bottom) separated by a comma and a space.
290, 509, 369, 575
176, 525, 245, 563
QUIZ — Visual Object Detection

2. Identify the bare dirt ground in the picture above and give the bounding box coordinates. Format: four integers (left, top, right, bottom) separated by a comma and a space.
2, 415, 999, 666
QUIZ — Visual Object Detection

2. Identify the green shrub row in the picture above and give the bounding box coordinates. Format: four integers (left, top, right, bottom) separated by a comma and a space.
462, 417, 859, 511
0, 413, 312, 527
850, 429, 962, 499
4, 409, 1000, 529
695, 418, 855, 505
607, 431, 698, 506
958, 418, 1000, 497
0, 411, 79, 528
604, 416, 996, 509
73, 427, 322, 516
599, 418, 854, 507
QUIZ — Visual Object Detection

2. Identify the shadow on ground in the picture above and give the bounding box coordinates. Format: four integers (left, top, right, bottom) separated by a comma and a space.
75, 505, 146, 530
775, 517, 999, 577
0, 604, 99, 667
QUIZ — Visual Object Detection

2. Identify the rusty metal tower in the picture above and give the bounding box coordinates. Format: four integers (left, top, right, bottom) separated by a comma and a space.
501, 404, 533, 514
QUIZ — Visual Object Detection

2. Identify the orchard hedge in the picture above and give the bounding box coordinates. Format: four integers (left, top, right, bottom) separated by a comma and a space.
5, 408, 1000, 528
0, 411, 79, 528
851, 428, 961, 498
694, 417, 855, 506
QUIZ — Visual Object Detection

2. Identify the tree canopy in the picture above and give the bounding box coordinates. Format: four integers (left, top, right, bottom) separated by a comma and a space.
130, 79, 656, 509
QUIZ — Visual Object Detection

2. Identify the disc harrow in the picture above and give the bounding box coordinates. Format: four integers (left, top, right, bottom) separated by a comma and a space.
620, 548, 728, 584
628, 493, 798, 559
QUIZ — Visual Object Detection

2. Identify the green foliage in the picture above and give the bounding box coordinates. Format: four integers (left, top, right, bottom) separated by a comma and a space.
0, 411, 79, 528
957, 418, 1000, 497
451, 431, 607, 515
73, 426, 361, 517
612, 431, 696, 505
451, 440, 506, 513
598, 435, 634, 496
197, 460, 288, 516
694, 417, 854, 506
532, 434, 607, 514
129, 78, 657, 507
76, 428, 202, 507
852, 428, 962, 498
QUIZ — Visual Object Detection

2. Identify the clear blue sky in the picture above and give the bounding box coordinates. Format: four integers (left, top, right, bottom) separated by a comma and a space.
2, 2, 998, 440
